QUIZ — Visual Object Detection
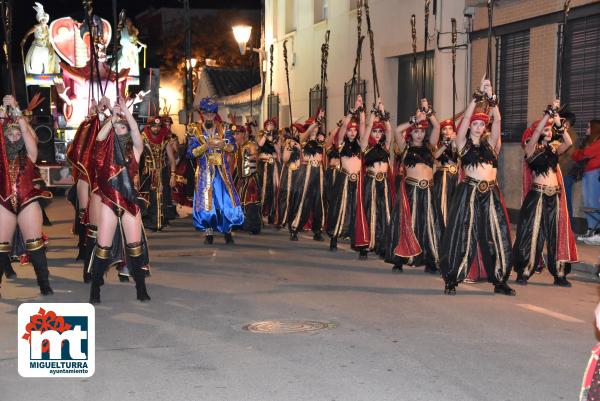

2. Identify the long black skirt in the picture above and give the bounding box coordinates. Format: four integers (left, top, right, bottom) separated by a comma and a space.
326, 171, 363, 249
289, 163, 324, 234
512, 188, 568, 279
258, 159, 280, 224
276, 163, 300, 227
324, 166, 340, 214
389, 182, 442, 269
363, 173, 391, 255
440, 181, 512, 285
433, 168, 458, 227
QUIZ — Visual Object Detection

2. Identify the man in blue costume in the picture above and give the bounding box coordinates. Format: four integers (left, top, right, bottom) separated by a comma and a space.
187, 98, 244, 244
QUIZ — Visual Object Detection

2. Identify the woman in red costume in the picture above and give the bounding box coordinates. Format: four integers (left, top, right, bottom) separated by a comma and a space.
89, 97, 150, 304
513, 99, 578, 286
0, 95, 53, 296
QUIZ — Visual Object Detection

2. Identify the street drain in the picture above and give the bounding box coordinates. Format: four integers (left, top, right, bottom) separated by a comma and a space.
243, 320, 332, 334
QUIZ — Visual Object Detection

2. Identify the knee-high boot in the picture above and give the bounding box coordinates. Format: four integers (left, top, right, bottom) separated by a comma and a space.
0, 242, 11, 296
83, 225, 97, 283
3, 241, 16, 278
76, 209, 86, 260
126, 242, 151, 302
89, 245, 111, 304
26, 238, 53, 295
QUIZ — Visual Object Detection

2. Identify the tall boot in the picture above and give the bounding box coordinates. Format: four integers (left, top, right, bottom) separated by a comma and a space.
126, 242, 151, 302
89, 245, 111, 304
75, 209, 86, 260
26, 238, 53, 295
3, 242, 17, 278
83, 225, 97, 283
0, 242, 11, 297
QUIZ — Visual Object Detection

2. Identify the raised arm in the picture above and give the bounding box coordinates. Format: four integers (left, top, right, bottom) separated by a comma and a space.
120, 98, 144, 160
555, 115, 572, 155
525, 100, 559, 157
361, 101, 376, 150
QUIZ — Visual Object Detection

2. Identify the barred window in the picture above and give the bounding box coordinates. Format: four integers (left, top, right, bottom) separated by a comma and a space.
495, 30, 530, 142
560, 13, 600, 136
309, 84, 327, 118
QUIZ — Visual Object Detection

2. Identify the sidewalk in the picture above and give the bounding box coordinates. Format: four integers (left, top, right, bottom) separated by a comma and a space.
573, 240, 600, 278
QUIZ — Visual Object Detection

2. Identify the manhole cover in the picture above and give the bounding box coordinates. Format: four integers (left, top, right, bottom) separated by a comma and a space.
243, 320, 332, 334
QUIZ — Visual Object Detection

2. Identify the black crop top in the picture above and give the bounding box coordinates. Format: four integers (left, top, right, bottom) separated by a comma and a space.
403, 145, 434, 168
437, 144, 459, 165
259, 139, 277, 155
364, 144, 389, 167
327, 147, 340, 160
460, 140, 498, 169
339, 138, 362, 158
303, 139, 324, 156
527, 144, 558, 176
286, 139, 301, 163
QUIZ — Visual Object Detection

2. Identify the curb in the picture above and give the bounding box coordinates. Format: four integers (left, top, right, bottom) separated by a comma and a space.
573, 261, 600, 279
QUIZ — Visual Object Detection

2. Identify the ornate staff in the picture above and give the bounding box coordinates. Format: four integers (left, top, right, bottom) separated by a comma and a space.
82, 0, 105, 100
356, 0, 363, 89
319, 30, 330, 112
486, 0, 495, 82
451, 18, 457, 121
422, 0, 431, 100
556, 0, 571, 99
364, 0, 379, 103
411, 14, 418, 106
269, 43, 274, 95
282, 39, 293, 127
112, 1, 126, 100
0, 0, 15, 97
347, 35, 365, 114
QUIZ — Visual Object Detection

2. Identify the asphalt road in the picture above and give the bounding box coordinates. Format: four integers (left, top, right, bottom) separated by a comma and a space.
0, 198, 598, 401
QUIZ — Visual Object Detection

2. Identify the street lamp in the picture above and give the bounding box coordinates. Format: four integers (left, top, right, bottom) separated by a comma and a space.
232, 25, 252, 55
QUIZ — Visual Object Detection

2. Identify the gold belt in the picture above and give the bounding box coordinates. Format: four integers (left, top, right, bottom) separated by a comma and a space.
464, 176, 497, 193
405, 177, 433, 188
259, 155, 275, 164
307, 159, 321, 167
438, 164, 458, 175
341, 168, 359, 182
532, 183, 561, 196
288, 162, 300, 171
208, 153, 222, 166
366, 170, 387, 181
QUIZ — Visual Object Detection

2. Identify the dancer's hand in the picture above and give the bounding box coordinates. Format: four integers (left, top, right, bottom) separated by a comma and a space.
595, 302, 600, 332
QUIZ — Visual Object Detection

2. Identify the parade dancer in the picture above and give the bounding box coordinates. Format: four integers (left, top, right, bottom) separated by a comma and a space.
162, 113, 181, 216
384, 99, 442, 273
513, 100, 578, 286
326, 95, 370, 258
187, 97, 244, 244
139, 116, 177, 231
361, 100, 392, 257
433, 119, 459, 226
289, 112, 326, 241
236, 124, 262, 234
324, 122, 341, 214
257, 119, 280, 224
0, 95, 53, 296
89, 97, 151, 303
440, 78, 515, 296
275, 124, 302, 229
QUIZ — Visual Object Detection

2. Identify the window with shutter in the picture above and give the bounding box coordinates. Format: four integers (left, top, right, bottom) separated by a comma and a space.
267, 94, 280, 122
561, 13, 600, 136
495, 30, 530, 143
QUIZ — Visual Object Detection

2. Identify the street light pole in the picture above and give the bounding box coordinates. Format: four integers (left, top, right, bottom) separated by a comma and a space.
183, 0, 192, 125
233, 25, 253, 123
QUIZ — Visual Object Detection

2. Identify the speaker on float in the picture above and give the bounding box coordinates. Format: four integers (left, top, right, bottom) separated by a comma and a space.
35, 124, 56, 164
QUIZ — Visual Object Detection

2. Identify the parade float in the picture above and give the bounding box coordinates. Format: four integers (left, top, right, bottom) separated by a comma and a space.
20, 2, 147, 188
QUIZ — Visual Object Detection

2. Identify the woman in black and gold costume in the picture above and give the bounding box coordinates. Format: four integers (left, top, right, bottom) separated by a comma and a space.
440, 78, 515, 296
361, 100, 392, 258
289, 112, 325, 241
433, 119, 459, 227
513, 100, 578, 287
257, 119, 280, 225
275, 124, 303, 229
384, 99, 442, 274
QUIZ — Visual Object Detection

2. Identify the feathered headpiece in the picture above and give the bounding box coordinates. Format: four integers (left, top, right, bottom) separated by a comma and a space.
33, 2, 49, 22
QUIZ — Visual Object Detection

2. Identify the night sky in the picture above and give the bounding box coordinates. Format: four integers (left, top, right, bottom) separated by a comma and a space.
11, 0, 261, 47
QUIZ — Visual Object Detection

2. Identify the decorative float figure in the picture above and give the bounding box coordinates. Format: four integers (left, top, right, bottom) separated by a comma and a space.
21, 2, 60, 75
